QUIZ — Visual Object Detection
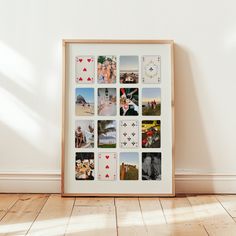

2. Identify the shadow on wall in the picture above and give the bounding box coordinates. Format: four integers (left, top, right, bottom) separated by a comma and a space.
174, 44, 212, 177
0, 41, 60, 171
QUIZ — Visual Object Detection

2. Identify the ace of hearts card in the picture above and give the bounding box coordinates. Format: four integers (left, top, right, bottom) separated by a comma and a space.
75, 56, 95, 84
120, 120, 139, 148
98, 153, 117, 181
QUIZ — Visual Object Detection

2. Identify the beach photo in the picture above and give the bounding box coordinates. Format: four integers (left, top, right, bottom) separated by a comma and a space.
120, 88, 139, 116
75, 88, 94, 116
75, 152, 94, 180
142, 88, 161, 116
142, 152, 161, 180
75, 120, 94, 148
120, 152, 139, 180
142, 120, 161, 148
120, 56, 139, 83
98, 88, 116, 116
97, 56, 116, 83
98, 120, 116, 148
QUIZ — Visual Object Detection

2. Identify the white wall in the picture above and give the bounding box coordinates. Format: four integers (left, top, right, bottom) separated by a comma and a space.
1, 0, 236, 193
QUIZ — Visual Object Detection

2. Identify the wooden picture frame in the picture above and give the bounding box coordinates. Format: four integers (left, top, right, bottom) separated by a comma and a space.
62, 40, 175, 196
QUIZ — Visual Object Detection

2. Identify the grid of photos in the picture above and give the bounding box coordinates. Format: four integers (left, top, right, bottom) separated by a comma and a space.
74, 54, 162, 182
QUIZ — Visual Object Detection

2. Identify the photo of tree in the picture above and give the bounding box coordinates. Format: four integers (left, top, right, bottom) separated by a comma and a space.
98, 120, 116, 148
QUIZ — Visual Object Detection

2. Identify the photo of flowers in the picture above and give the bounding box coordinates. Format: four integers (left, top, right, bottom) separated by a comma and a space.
98, 88, 116, 116
120, 56, 139, 83
120, 88, 139, 116
75, 120, 94, 148
97, 56, 116, 83
75, 88, 94, 116
75, 152, 94, 180
142, 88, 161, 116
142, 120, 161, 148
120, 152, 139, 180
98, 120, 116, 148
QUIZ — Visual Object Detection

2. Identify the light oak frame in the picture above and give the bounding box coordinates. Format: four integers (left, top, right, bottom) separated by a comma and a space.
61, 40, 175, 197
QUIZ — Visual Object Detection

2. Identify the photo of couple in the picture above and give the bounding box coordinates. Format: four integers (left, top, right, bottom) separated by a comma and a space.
142, 88, 161, 116
142, 152, 161, 180
75, 120, 94, 148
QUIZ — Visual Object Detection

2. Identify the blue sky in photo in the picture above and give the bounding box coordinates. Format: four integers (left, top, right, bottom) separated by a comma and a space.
142, 88, 161, 99
76, 88, 94, 103
120, 152, 139, 166
120, 56, 139, 71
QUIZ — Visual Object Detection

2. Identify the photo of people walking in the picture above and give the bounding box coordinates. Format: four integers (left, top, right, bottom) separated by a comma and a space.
142, 88, 161, 116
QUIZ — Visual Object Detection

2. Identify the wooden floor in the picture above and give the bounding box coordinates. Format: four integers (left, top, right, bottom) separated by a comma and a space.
1, 194, 236, 235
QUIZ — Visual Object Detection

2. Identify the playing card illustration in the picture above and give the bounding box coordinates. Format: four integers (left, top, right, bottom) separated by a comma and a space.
75, 56, 95, 84
98, 153, 117, 181
142, 56, 161, 84
120, 120, 139, 148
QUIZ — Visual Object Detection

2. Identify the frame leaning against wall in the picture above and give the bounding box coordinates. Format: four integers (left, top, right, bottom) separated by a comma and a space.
61, 40, 175, 197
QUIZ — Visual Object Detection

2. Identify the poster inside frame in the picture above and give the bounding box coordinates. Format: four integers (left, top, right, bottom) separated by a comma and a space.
62, 40, 175, 196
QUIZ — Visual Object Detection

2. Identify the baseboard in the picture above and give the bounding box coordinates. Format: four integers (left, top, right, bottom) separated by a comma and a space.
1, 171, 236, 194
175, 172, 236, 194
0, 172, 61, 193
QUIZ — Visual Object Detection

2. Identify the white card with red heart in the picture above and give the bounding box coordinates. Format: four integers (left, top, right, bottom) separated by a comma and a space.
98, 153, 117, 181
75, 56, 95, 84
120, 120, 139, 148
142, 55, 161, 84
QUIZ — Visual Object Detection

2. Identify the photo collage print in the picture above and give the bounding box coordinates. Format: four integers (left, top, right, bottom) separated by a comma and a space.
74, 55, 162, 181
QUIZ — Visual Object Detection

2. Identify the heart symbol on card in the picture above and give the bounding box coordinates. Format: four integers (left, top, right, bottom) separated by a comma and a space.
105, 155, 110, 159
79, 58, 83, 63
79, 77, 83, 81
87, 58, 91, 62
87, 77, 92, 81
105, 165, 109, 169
83, 68, 87, 72
105, 174, 109, 178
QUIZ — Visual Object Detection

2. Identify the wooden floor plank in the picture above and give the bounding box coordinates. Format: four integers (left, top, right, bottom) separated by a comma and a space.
0, 194, 48, 236
75, 197, 114, 206
65, 205, 117, 236
216, 195, 236, 218
139, 198, 170, 236
188, 195, 236, 236
1, 194, 236, 235
115, 198, 147, 236
0, 194, 20, 220
160, 197, 208, 236
27, 194, 75, 236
